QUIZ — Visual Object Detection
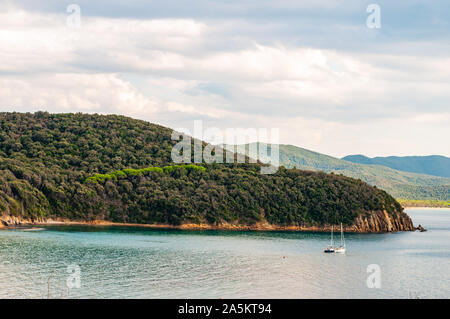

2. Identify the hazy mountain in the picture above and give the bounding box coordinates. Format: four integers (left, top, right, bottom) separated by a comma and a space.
222, 143, 450, 201
342, 155, 450, 178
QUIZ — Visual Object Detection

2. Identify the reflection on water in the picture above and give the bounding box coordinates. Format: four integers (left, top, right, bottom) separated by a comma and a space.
0, 209, 449, 298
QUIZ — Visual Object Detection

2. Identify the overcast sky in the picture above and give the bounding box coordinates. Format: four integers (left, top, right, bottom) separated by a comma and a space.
1, 0, 449, 157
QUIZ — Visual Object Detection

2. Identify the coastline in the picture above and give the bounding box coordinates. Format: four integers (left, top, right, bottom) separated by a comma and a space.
0, 215, 415, 233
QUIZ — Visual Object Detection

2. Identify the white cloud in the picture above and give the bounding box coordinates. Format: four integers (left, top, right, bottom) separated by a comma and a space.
0, 4, 449, 157
0, 73, 158, 116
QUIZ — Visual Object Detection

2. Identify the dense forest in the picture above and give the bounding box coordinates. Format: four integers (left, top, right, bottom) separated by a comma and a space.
0, 112, 405, 227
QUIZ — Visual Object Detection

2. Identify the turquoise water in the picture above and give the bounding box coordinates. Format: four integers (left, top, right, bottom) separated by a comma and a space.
0, 209, 449, 299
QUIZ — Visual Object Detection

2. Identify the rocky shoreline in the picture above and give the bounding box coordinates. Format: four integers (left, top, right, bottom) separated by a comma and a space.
0, 209, 416, 233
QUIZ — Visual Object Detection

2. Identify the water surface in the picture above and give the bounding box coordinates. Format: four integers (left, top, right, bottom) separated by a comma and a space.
0, 209, 449, 298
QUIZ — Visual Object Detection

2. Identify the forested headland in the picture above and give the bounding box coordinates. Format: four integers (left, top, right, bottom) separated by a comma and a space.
0, 112, 414, 232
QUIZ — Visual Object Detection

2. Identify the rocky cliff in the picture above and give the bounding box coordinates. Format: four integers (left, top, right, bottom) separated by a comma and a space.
347, 210, 415, 232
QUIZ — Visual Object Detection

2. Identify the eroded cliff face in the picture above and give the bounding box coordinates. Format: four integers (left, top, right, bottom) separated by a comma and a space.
0, 215, 49, 228
248, 209, 415, 233
348, 210, 415, 232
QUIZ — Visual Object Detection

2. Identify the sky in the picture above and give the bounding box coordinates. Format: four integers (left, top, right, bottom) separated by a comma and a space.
0, 0, 449, 158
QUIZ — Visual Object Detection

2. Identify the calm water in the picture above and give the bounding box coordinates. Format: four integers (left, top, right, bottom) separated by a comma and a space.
0, 209, 449, 299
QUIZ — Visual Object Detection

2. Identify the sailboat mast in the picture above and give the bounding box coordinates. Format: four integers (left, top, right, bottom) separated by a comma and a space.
331, 225, 334, 246
340, 223, 344, 247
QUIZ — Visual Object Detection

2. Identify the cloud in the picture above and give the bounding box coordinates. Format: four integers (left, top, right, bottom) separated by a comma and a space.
0, 73, 158, 116
0, 3, 449, 157
1, 6, 449, 121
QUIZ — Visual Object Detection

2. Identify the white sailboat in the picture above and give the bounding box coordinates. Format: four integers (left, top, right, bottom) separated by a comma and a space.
323, 225, 335, 253
335, 223, 346, 253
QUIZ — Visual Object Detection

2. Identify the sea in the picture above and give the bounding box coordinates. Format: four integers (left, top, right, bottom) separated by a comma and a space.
0, 208, 448, 299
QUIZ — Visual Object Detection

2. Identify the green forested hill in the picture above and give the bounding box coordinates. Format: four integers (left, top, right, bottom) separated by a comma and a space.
223, 143, 450, 201
0, 112, 404, 227
342, 154, 450, 178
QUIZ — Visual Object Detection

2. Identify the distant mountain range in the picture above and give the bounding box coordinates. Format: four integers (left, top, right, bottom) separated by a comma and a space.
342, 155, 450, 178
222, 143, 450, 201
